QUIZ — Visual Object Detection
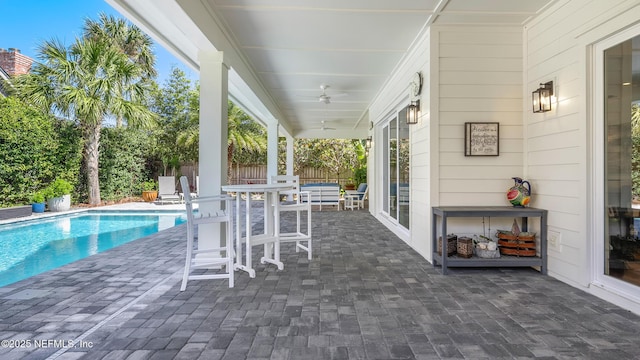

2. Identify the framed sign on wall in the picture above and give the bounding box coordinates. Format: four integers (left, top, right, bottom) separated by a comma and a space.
464, 122, 499, 156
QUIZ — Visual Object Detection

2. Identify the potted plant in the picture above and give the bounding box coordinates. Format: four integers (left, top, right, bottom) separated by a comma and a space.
344, 178, 356, 191
46, 178, 73, 212
31, 190, 46, 213
141, 179, 158, 202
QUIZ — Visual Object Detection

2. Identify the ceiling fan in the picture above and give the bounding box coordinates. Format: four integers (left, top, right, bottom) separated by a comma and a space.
317, 120, 336, 131
316, 84, 347, 104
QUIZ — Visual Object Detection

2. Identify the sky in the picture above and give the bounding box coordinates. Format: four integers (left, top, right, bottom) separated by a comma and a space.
0, 0, 196, 84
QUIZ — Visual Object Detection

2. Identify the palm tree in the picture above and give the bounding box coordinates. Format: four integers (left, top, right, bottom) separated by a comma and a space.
84, 12, 156, 78
176, 121, 199, 163
84, 12, 157, 127
226, 102, 266, 183
176, 101, 266, 183
12, 37, 155, 205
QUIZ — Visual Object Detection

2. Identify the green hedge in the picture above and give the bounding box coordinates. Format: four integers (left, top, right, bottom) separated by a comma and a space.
98, 127, 156, 201
0, 97, 81, 206
0, 97, 159, 206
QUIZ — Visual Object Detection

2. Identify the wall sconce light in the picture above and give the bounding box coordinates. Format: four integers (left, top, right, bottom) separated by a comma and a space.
406, 99, 420, 125
532, 81, 553, 113
365, 136, 372, 150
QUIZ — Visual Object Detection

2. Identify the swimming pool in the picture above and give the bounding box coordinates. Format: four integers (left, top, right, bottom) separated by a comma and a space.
0, 210, 187, 287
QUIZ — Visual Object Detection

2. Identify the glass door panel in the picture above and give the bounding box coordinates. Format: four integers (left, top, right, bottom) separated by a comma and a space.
382, 125, 389, 214
604, 35, 640, 287
398, 108, 410, 229
389, 118, 398, 220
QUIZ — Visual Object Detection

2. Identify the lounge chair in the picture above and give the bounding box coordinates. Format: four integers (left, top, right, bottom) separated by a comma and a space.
157, 176, 181, 204
344, 183, 368, 210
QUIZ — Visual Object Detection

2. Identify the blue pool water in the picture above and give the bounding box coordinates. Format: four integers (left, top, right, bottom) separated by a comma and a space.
0, 210, 187, 287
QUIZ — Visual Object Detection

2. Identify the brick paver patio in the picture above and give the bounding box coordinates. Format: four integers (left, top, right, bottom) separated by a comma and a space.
1, 206, 640, 359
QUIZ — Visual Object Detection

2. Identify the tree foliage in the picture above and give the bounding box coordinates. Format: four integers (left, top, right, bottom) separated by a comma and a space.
315, 139, 360, 180
148, 67, 199, 174
84, 12, 157, 79
291, 138, 360, 177
98, 127, 155, 200
169, 97, 267, 181
11, 20, 156, 205
83, 12, 157, 128
227, 101, 267, 166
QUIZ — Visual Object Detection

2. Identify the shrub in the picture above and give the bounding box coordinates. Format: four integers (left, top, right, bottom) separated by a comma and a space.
45, 178, 73, 199
0, 97, 82, 206
142, 179, 157, 191
31, 190, 46, 203
53, 119, 82, 198
0, 98, 58, 206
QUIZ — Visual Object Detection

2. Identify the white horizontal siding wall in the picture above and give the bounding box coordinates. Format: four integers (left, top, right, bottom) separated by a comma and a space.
525, 0, 592, 288
409, 32, 431, 258
525, 0, 640, 312
435, 26, 524, 206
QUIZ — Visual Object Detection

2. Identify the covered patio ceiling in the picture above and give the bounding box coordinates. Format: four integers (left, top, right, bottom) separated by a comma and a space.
107, 0, 556, 139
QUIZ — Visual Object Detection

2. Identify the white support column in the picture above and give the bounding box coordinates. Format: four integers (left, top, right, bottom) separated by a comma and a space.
285, 134, 294, 176
198, 51, 228, 256
267, 122, 279, 180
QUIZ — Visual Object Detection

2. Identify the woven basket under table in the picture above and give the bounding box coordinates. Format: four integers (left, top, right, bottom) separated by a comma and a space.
457, 237, 473, 258
438, 234, 457, 256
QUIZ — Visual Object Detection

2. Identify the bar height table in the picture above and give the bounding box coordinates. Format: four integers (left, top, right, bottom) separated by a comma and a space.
221, 183, 293, 278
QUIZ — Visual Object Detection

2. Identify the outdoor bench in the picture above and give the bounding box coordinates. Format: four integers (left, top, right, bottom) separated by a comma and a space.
300, 183, 341, 211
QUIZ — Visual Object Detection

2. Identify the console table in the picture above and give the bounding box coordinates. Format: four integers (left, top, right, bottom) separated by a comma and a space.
432, 206, 548, 275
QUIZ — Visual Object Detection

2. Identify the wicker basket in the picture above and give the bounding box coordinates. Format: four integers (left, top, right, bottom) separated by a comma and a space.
497, 231, 537, 257
457, 237, 473, 258
438, 234, 457, 256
